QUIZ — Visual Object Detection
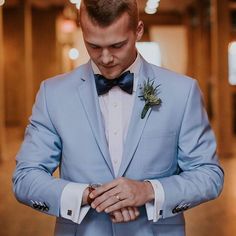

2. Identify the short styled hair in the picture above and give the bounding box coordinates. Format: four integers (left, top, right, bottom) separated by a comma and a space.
80, 0, 139, 30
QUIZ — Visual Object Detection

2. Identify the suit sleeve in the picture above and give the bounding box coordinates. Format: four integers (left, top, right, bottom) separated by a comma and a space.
13, 81, 71, 217
158, 80, 224, 219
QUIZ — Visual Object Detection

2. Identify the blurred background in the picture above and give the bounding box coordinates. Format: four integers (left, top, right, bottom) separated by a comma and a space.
0, 0, 236, 235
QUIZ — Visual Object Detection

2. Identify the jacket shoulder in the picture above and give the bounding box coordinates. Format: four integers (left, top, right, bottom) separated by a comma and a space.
43, 61, 91, 90
150, 64, 195, 88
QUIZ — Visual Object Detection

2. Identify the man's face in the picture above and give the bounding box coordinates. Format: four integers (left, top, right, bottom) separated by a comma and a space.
80, 11, 143, 79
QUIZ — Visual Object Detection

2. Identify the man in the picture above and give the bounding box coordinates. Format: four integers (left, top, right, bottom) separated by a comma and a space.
13, 0, 224, 235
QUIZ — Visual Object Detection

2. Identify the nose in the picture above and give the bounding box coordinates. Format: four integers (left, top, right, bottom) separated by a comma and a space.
100, 48, 113, 65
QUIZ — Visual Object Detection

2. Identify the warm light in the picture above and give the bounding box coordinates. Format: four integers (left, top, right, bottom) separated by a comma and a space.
145, 6, 157, 15
61, 19, 77, 33
145, 0, 160, 14
229, 42, 236, 55
146, 0, 159, 9
136, 42, 161, 66
69, 48, 80, 60
76, 2, 81, 10
69, 0, 79, 3
228, 41, 236, 85
0, 0, 5, 6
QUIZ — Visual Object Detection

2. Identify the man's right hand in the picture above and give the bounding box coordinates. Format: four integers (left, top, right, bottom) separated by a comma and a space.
82, 187, 140, 223
109, 207, 140, 223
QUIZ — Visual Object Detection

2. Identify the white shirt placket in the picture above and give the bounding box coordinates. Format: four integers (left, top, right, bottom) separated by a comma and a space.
108, 87, 123, 176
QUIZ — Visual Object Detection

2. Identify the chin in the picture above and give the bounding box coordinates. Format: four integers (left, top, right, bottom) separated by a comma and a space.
101, 69, 122, 80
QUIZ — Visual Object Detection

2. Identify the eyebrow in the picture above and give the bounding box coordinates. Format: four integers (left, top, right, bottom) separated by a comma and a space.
86, 39, 128, 48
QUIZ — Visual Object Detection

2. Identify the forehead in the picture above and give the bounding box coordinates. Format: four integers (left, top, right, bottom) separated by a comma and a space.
80, 11, 135, 46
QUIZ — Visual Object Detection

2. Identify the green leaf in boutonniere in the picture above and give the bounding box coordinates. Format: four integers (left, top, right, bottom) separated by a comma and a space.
138, 78, 162, 119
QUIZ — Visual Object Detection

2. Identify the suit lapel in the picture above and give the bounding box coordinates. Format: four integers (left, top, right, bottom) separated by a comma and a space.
77, 62, 115, 177
118, 58, 155, 177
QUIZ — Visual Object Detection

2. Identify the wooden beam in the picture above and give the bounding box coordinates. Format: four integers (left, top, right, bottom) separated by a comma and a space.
0, 6, 6, 161
211, 0, 233, 156
185, 2, 211, 108
23, 0, 34, 128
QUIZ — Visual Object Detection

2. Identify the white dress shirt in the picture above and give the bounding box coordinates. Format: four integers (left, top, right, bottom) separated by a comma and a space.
60, 54, 164, 223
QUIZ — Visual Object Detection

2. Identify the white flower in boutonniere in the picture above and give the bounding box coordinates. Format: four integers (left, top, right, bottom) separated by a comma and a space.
139, 78, 162, 119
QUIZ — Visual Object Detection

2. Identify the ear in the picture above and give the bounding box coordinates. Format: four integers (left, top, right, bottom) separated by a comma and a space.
136, 21, 144, 41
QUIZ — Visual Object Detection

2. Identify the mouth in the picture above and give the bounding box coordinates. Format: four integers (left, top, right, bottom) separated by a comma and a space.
99, 63, 117, 68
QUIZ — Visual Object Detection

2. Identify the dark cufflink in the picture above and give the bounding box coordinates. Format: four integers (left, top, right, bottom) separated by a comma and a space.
67, 210, 72, 216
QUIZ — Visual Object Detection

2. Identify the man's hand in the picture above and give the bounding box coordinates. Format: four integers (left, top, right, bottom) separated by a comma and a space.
82, 185, 140, 223
89, 177, 154, 213
109, 207, 140, 223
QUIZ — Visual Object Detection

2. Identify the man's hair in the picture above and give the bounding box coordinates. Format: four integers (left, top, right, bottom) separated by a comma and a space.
80, 0, 139, 30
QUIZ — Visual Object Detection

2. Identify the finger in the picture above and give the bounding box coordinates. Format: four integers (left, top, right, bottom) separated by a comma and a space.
90, 177, 126, 199
93, 195, 121, 212
127, 207, 136, 221
90, 181, 118, 199
109, 210, 123, 223
91, 189, 121, 209
134, 207, 140, 217
121, 208, 131, 222
104, 199, 130, 214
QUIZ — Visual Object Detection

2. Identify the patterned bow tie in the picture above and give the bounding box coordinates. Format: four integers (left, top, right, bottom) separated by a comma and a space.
94, 71, 134, 96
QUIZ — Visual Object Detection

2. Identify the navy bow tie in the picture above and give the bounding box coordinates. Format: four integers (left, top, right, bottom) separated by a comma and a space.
94, 71, 134, 96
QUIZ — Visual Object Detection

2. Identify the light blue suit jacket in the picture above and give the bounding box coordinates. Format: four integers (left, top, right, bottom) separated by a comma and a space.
13, 57, 224, 236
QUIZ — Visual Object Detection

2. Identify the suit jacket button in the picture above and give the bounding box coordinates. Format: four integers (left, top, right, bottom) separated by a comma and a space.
183, 205, 189, 210
176, 208, 181, 213
172, 208, 177, 214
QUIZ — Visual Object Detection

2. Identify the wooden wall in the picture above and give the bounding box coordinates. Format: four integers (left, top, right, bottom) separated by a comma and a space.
0, 6, 5, 160
3, 4, 61, 127
3, 5, 25, 126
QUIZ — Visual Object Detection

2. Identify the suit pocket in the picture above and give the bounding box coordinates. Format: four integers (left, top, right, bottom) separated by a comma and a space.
137, 131, 177, 177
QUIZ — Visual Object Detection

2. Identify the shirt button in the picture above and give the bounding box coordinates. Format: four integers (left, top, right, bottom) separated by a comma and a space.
114, 160, 118, 164
113, 103, 118, 108
113, 130, 118, 135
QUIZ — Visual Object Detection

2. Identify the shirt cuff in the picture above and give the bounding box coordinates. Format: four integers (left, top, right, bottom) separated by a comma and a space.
145, 179, 165, 222
60, 182, 90, 224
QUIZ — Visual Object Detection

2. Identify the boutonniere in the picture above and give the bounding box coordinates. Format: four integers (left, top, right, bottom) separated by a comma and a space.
139, 78, 162, 119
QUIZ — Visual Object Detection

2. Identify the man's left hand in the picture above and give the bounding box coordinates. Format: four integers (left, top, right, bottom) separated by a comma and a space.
89, 177, 154, 213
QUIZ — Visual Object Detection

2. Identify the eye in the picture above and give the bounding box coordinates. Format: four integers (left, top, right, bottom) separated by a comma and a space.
111, 43, 124, 49
89, 44, 101, 49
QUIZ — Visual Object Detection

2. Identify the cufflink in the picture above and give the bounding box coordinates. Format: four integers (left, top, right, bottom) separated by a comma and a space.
67, 210, 72, 216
